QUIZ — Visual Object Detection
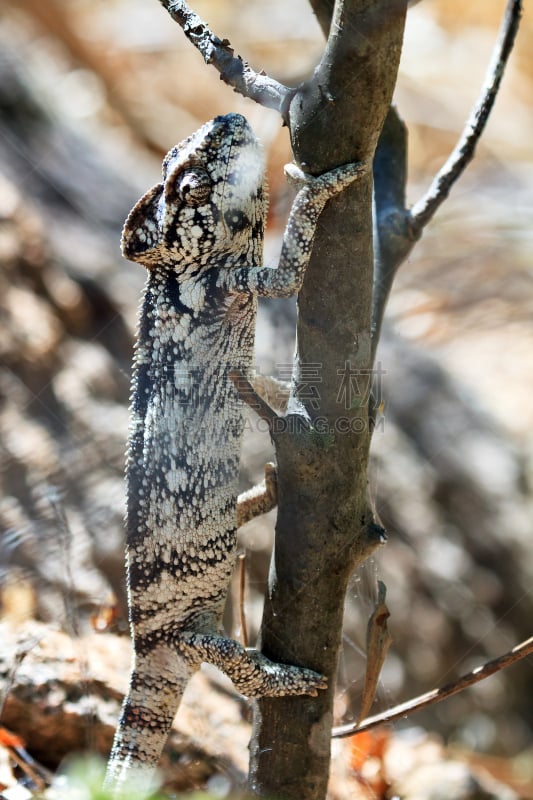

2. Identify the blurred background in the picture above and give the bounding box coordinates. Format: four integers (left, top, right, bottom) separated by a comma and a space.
0, 0, 532, 792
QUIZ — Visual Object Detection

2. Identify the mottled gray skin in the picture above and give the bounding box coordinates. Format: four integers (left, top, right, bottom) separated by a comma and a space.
104, 113, 365, 795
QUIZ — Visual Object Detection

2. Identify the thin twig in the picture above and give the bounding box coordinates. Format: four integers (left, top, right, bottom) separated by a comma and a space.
158, 1, 293, 115
238, 554, 249, 649
332, 635, 533, 738
229, 368, 280, 431
410, 0, 522, 232
7, 746, 51, 791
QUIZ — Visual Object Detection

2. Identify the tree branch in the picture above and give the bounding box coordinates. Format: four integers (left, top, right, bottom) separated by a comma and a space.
370, 0, 522, 359
332, 635, 533, 738
409, 0, 522, 232
371, 105, 419, 361
307, 0, 335, 36
249, 1, 408, 797
157, 0, 293, 115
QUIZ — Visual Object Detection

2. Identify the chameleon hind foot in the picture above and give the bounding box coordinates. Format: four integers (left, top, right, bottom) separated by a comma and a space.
176, 631, 327, 698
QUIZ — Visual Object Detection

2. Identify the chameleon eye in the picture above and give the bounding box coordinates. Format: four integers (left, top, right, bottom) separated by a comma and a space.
176, 168, 212, 206
223, 208, 251, 233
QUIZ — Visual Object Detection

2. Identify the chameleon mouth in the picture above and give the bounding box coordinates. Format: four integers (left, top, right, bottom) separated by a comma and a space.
121, 183, 164, 263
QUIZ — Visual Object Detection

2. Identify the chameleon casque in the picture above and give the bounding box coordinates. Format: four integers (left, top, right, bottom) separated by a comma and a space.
104, 112, 364, 794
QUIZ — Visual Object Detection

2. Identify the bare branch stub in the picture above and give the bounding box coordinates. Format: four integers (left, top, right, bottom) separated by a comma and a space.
159, 0, 293, 115
410, 0, 522, 232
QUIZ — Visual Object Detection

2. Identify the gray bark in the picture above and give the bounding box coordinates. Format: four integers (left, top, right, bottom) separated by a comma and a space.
248, 2, 407, 798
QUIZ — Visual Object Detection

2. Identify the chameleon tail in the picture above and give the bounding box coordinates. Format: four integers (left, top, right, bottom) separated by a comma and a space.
104, 641, 193, 797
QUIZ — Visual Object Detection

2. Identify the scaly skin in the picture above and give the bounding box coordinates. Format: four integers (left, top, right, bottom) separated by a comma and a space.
104, 113, 365, 795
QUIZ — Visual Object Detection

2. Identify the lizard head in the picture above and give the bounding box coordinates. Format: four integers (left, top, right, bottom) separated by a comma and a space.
122, 113, 266, 275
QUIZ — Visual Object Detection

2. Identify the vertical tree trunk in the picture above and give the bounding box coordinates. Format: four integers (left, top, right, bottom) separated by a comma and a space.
249, 2, 407, 798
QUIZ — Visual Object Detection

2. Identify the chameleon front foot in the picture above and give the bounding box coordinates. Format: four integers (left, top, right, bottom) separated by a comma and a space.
284, 159, 368, 195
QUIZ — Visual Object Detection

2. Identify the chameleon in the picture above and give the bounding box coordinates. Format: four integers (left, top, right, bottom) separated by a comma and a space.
104, 112, 365, 795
